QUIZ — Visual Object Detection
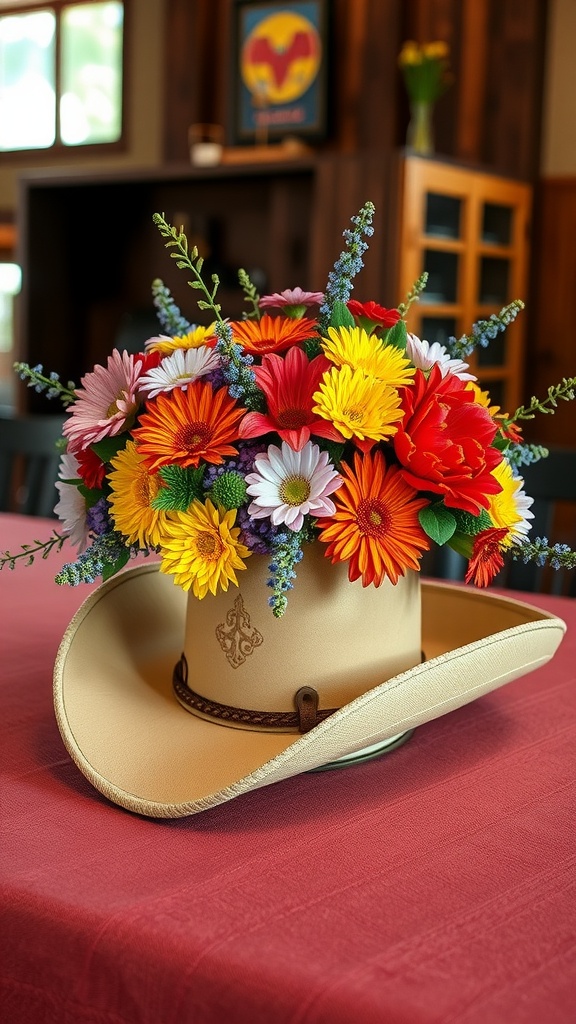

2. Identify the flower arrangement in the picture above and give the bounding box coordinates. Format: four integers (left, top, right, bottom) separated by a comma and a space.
3, 202, 576, 615
398, 40, 452, 104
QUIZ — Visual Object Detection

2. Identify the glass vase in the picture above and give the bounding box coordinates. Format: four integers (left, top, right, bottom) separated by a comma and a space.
407, 100, 434, 156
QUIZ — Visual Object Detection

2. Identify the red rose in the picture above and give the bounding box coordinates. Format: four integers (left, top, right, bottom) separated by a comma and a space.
346, 300, 401, 330
393, 365, 503, 515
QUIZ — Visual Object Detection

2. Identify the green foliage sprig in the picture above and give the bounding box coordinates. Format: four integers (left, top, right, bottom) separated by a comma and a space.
238, 268, 261, 320
397, 272, 429, 318
505, 377, 576, 425
153, 213, 259, 408
0, 532, 67, 571
153, 213, 224, 321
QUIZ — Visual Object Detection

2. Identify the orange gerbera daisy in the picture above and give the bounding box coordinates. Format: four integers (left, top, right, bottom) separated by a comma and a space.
230, 314, 317, 355
318, 449, 430, 586
132, 381, 245, 472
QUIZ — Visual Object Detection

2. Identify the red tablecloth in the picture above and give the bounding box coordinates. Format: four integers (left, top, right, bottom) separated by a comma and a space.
1, 512, 575, 1024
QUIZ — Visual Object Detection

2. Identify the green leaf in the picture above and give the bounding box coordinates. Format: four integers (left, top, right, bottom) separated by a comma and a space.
329, 300, 355, 329
419, 503, 457, 545
102, 548, 130, 581
77, 484, 105, 508
385, 319, 408, 350
91, 435, 128, 463
447, 531, 474, 560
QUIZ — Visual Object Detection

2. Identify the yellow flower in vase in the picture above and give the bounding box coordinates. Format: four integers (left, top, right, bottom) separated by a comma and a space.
398, 39, 452, 155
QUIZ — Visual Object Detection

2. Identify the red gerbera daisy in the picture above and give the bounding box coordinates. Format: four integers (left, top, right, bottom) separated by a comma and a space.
230, 314, 318, 355
132, 381, 245, 472
347, 300, 401, 334
465, 527, 508, 587
239, 347, 344, 451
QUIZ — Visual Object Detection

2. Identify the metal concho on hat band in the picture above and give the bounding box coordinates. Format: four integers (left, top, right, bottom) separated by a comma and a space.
173, 654, 338, 734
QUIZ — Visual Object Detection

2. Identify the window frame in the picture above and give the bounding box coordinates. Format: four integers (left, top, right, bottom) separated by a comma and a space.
0, 0, 128, 158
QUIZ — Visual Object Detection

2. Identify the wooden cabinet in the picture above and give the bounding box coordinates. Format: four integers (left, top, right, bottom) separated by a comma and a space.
396, 155, 532, 414
14, 153, 397, 413
16, 159, 318, 412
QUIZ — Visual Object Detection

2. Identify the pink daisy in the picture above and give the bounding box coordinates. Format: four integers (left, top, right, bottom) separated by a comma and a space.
259, 288, 325, 319
63, 350, 144, 453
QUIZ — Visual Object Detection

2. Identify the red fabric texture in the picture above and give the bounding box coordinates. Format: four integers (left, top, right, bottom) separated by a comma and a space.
1, 513, 575, 1024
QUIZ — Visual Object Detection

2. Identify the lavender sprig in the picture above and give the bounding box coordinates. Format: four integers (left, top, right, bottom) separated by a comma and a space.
510, 537, 576, 571
55, 531, 131, 586
0, 531, 67, 571
151, 278, 192, 336
505, 442, 549, 471
445, 300, 525, 360
214, 321, 259, 408
267, 529, 306, 618
318, 201, 375, 332
13, 362, 76, 406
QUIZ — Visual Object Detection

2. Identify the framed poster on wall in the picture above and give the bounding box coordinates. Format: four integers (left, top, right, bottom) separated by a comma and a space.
230, 0, 330, 146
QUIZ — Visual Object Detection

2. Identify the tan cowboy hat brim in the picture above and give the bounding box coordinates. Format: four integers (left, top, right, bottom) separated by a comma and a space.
53, 563, 566, 818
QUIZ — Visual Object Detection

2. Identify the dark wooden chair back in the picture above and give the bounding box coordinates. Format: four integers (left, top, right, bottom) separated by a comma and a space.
0, 415, 66, 518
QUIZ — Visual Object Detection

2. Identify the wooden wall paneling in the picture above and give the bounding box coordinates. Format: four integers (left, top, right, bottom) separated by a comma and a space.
308, 154, 392, 302
456, 0, 489, 162
163, 0, 229, 163
525, 177, 576, 447
352, 0, 403, 153
328, 0, 369, 152
482, 0, 549, 181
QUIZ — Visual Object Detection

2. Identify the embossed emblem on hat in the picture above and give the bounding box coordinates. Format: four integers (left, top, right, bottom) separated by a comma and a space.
215, 594, 264, 668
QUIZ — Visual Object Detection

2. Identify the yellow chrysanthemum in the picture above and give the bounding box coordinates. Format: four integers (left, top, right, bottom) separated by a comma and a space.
108, 440, 168, 547
312, 364, 403, 443
322, 326, 415, 388
146, 325, 217, 355
158, 499, 251, 598
487, 460, 534, 549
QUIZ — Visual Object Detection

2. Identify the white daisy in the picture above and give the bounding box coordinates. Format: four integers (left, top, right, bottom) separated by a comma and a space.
54, 451, 90, 552
245, 440, 342, 532
406, 333, 476, 381
138, 346, 221, 398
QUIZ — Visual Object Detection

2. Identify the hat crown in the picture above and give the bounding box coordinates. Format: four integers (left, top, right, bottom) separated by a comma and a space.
181, 544, 422, 731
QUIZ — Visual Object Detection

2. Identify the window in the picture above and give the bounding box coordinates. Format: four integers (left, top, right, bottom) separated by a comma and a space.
0, 0, 124, 152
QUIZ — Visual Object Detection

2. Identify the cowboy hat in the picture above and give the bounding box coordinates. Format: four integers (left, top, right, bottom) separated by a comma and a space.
53, 549, 566, 818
